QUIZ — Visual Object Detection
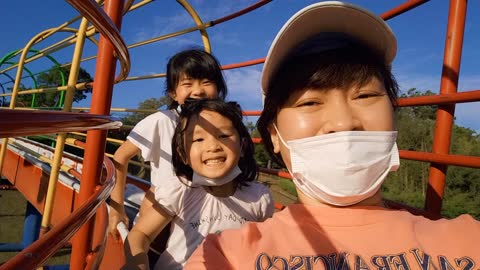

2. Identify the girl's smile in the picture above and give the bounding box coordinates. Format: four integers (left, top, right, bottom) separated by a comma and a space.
185, 110, 242, 180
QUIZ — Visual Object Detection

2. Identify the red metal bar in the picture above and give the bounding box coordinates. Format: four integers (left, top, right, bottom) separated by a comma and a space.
259, 167, 292, 180
426, 0, 467, 215
70, 0, 124, 269
400, 150, 480, 169
222, 58, 264, 70
66, 0, 130, 83
252, 138, 480, 169
0, 154, 115, 270
243, 110, 262, 116
0, 109, 118, 138
211, 0, 272, 25
381, 0, 430, 20
397, 89, 480, 106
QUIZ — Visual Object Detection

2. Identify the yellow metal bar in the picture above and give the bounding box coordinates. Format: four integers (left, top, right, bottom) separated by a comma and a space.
129, 0, 153, 11
0, 23, 85, 74
0, 14, 82, 72
41, 18, 89, 234
73, 107, 158, 113
3, 0, 152, 79
124, 72, 166, 81
0, 82, 89, 97
69, 131, 125, 145
65, 136, 149, 169
177, 0, 211, 52
0, 27, 66, 173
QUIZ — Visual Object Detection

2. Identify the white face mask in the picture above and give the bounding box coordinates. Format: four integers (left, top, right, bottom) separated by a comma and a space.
192, 165, 242, 187
274, 126, 400, 206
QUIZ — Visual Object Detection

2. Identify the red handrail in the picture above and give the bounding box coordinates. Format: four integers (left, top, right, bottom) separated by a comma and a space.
0, 109, 120, 138
65, 0, 130, 83
0, 151, 115, 270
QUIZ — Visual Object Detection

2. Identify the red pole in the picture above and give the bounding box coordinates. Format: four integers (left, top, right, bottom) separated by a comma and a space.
425, 0, 466, 215
70, 0, 124, 269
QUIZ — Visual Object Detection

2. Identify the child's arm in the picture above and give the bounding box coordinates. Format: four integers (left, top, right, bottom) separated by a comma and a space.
123, 189, 173, 269
110, 140, 141, 239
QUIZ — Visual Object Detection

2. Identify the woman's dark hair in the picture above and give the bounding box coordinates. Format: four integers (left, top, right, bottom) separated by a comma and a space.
165, 49, 228, 109
257, 43, 399, 167
172, 99, 258, 187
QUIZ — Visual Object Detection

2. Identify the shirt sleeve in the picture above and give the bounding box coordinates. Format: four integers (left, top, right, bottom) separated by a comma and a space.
154, 177, 186, 216
127, 112, 162, 162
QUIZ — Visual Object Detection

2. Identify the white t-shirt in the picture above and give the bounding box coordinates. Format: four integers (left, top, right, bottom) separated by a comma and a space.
127, 109, 178, 187
153, 177, 274, 270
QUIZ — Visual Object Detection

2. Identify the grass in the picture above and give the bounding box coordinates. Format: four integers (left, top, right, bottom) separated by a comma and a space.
277, 178, 297, 197
0, 188, 70, 265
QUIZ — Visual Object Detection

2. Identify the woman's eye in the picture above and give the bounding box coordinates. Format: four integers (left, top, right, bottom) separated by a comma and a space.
193, 138, 203, 142
298, 101, 319, 107
356, 92, 382, 99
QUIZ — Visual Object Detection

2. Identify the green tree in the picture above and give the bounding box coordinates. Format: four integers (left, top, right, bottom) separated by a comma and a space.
120, 96, 170, 126
383, 88, 480, 219
15, 65, 93, 108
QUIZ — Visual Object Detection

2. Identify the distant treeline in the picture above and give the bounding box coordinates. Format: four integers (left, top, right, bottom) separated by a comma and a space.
383, 89, 480, 219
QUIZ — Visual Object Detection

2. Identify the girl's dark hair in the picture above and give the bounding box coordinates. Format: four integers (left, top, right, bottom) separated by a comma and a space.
257, 43, 399, 167
172, 99, 258, 187
165, 49, 228, 109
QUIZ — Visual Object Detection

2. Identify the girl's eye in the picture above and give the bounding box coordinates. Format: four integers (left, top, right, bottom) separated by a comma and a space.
219, 134, 231, 139
202, 80, 212, 85
193, 138, 203, 142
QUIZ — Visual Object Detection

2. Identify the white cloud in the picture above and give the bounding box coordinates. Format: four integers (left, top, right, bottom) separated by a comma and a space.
223, 67, 262, 110
395, 73, 440, 94
129, 1, 259, 46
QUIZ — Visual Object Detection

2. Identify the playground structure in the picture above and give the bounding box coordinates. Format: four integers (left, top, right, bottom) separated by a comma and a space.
0, 0, 479, 269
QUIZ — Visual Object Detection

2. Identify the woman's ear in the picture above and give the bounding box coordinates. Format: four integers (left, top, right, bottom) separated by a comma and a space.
268, 125, 281, 154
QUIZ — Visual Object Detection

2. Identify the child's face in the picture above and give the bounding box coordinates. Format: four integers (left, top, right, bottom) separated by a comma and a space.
270, 77, 395, 171
184, 110, 242, 180
171, 74, 218, 105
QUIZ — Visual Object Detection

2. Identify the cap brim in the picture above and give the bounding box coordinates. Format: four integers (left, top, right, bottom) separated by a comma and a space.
261, 1, 397, 94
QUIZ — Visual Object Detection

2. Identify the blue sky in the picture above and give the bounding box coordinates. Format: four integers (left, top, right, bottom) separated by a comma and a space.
0, 0, 479, 132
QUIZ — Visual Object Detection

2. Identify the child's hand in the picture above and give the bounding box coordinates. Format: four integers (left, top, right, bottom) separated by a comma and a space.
108, 202, 130, 241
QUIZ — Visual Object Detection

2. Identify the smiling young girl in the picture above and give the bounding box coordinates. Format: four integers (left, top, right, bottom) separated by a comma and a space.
123, 99, 274, 270
109, 49, 228, 237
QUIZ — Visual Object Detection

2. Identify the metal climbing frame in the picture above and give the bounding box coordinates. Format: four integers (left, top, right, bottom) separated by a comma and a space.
0, 0, 479, 269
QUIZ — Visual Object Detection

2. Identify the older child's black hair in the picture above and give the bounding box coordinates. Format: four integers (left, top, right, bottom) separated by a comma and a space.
172, 99, 258, 187
257, 43, 399, 167
165, 49, 228, 109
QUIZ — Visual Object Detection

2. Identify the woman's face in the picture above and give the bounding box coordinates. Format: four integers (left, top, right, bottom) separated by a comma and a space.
270, 77, 395, 171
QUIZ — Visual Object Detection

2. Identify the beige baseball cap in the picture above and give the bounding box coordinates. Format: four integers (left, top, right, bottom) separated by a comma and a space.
261, 1, 397, 94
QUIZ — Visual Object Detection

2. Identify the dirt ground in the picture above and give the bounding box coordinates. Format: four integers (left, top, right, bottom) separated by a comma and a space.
258, 173, 297, 208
